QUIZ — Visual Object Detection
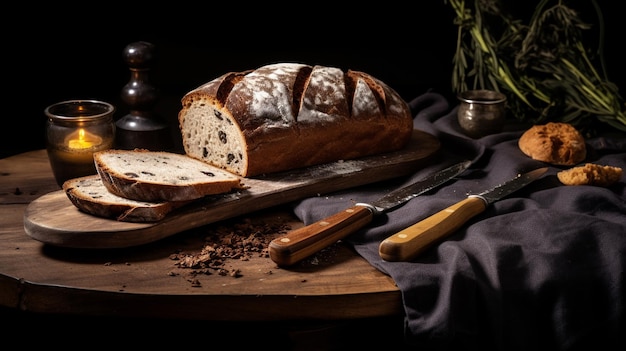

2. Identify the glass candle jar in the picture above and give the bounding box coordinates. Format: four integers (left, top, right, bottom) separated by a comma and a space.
45, 100, 116, 187
457, 90, 507, 138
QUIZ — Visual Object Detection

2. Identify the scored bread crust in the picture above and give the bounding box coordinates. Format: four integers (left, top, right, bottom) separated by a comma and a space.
94, 149, 244, 202
178, 63, 414, 177
63, 175, 186, 222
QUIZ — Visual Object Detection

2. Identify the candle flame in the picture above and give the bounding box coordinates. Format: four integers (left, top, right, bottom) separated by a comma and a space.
68, 128, 98, 149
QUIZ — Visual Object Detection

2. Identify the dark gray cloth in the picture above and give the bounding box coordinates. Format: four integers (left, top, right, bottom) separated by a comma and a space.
292, 92, 626, 350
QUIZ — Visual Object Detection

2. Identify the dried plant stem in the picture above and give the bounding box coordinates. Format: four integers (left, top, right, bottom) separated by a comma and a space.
447, 0, 626, 133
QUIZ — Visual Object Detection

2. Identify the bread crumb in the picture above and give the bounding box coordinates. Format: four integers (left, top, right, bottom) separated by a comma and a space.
557, 163, 623, 186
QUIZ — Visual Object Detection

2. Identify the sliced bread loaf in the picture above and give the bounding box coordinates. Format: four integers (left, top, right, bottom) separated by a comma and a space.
63, 175, 185, 222
94, 149, 244, 202
178, 63, 413, 177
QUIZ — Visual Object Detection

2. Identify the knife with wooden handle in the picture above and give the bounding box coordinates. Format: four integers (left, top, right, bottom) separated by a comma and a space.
268, 160, 472, 266
379, 167, 548, 262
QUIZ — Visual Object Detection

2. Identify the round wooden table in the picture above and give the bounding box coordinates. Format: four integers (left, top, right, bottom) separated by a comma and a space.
0, 150, 406, 348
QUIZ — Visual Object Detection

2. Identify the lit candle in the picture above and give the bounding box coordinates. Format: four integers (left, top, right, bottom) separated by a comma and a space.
47, 129, 113, 187
45, 100, 116, 187
67, 128, 103, 149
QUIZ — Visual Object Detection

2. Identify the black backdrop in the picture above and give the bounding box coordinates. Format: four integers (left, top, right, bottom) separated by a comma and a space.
3, 1, 624, 159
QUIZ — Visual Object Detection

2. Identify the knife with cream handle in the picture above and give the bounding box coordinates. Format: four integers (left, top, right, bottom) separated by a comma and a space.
379, 167, 548, 262
268, 160, 472, 266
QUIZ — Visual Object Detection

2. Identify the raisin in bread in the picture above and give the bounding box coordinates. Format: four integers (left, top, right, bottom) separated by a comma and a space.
63, 175, 187, 222
557, 163, 623, 186
94, 149, 244, 202
178, 63, 414, 177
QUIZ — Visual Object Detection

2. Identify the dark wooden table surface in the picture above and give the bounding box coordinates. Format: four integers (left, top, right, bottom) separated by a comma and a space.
0, 149, 408, 348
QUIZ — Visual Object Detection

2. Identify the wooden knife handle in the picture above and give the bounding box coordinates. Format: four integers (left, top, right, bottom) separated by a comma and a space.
379, 196, 486, 262
269, 205, 374, 266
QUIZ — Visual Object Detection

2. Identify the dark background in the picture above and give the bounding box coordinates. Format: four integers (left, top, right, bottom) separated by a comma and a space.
2, 1, 624, 159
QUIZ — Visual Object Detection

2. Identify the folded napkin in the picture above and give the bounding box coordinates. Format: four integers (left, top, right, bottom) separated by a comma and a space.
292, 92, 626, 349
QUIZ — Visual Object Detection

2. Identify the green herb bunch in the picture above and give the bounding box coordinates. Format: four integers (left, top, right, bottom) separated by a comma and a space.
447, 0, 626, 134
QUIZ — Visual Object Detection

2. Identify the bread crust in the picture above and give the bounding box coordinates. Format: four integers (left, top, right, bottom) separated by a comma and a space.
518, 122, 586, 165
63, 175, 185, 222
178, 63, 413, 177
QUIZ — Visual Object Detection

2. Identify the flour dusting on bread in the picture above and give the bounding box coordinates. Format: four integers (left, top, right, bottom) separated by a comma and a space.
178, 63, 413, 177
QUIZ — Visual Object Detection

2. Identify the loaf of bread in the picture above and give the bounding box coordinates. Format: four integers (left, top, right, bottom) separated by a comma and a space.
178, 63, 414, 177
63, 175, 186, 222
518, 122, 586, 165
94, 149, 244, 202
557, 163, 623, 186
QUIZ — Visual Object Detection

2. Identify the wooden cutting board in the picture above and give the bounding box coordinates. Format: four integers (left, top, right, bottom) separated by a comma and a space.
24, 130, 440, 249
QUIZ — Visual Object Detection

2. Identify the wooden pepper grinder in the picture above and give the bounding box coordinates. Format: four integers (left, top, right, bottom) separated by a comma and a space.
115, 41, 173, 151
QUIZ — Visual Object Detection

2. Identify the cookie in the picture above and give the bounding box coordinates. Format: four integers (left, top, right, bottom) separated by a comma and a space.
518, 122, 586, 165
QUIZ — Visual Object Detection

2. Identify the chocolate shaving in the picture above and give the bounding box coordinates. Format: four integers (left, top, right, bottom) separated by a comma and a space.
170, 217, 291, 281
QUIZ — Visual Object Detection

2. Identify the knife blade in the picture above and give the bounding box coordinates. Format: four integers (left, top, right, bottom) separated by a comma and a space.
379, 167, 548, 262
268, 160, 472, 266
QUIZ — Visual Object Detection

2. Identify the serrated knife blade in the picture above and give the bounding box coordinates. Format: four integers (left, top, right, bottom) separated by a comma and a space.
379, 167, 549, 262
268, 160, 472, 266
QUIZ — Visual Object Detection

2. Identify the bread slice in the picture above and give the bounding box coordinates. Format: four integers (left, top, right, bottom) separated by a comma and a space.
94, 149, 244, 202
63, 175, 186, 222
